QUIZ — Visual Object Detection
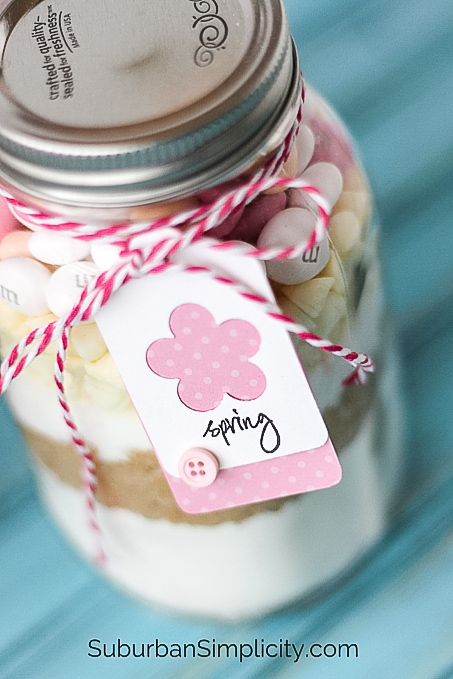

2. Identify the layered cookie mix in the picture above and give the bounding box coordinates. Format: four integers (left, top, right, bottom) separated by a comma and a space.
0, 87, 402, 619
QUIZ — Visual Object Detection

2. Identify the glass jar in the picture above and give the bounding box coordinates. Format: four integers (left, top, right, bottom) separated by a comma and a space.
0, 0, 403, 620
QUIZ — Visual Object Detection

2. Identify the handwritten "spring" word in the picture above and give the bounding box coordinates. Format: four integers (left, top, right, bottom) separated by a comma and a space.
203, 408, 280, 454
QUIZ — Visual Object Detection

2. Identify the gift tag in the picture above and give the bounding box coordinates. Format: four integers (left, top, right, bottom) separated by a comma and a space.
96, 241, 341, 513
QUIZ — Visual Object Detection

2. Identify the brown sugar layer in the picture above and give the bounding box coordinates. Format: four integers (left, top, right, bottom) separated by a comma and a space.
24, 379, 375, 526
26, 429, 290, 525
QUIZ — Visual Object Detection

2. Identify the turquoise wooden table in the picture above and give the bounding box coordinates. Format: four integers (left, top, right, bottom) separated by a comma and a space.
2, 1, 453, 677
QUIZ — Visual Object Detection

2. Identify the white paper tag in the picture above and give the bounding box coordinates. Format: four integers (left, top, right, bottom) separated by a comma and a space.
96, 242, 341, 513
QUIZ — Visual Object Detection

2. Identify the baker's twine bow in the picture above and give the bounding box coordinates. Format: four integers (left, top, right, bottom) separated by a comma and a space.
0, 99, 373, 563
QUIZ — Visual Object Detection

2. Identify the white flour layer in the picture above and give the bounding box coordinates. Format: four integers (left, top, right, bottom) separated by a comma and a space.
34, 412, 386, 621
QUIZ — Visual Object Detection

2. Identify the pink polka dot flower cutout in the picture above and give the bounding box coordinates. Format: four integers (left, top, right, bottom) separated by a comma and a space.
146, 304, 266, 412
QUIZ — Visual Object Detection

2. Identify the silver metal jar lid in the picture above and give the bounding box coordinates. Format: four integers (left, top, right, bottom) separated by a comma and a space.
0, 0, 299, 214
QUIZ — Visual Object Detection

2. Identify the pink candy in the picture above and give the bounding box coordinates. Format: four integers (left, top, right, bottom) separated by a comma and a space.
310, 118, 354, 176
229, 192, 287, 244
209, 206, 244, 239
0, 230, 31, 260
200, 190, 287, 244
0, 196, 20, 240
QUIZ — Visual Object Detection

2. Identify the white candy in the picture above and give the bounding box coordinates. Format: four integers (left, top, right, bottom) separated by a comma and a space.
295, 125, 316, 175
0, 256, 51, 315
257, 207, 330, 285
300, 162, 343, 208
300, 86, 319, 122
28, 230, 91, 265
71, 323, 108, 362
46, 261, 101, 318
90, 241, 122, 270
328, 211, 361, 256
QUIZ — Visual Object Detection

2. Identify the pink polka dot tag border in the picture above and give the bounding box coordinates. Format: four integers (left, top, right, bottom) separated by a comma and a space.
162, 437, 341, 514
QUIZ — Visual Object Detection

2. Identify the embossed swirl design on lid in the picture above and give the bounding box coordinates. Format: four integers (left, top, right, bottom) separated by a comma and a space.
0, 0, 300, 212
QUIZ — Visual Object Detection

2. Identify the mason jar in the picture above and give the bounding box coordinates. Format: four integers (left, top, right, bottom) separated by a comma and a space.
0, 0, 403, 620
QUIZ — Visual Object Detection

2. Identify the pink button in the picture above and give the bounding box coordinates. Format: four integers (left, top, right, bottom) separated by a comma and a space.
178, 448, 219, 488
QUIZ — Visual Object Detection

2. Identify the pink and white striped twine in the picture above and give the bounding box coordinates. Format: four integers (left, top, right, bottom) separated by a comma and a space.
0, 95, 373, 563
